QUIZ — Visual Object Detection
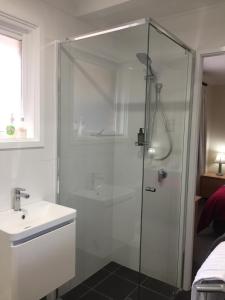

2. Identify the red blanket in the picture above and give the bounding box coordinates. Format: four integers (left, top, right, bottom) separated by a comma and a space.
197, 185, 225, 233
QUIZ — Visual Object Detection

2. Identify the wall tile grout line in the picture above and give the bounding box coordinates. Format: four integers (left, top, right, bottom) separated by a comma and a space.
124, 286, 138, 300
65, 263, 122, 299
84, 270, 116, 289
113, 273, 145, 286
104, 263, 122, 274
82, 286, 113, 300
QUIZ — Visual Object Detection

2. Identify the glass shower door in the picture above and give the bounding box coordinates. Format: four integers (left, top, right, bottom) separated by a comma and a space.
58, 21, 150, 295
140, 23, 193, 290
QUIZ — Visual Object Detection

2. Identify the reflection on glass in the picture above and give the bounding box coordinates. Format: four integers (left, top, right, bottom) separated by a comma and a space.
58, 20, 193, 296
59, 23, 148, 289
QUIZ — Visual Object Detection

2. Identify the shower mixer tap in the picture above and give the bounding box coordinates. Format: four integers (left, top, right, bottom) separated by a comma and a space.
145, 186, 156, 192
158, 168, 168, 182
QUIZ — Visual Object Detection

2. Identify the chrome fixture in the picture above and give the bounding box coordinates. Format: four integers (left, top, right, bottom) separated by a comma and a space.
153, 83, 173, 160
136, 52, 155, 149
136, 53, 156, 78
145, 186, 156, 192
158, 168, 168, 182
14, 188, 30, 211
136, 52, 173, 160
95, 129, 105, 136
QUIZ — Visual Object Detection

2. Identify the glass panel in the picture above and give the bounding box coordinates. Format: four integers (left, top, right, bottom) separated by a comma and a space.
59, 22, 149, 291
140, 24, 192, 287
58, 20, 194, 299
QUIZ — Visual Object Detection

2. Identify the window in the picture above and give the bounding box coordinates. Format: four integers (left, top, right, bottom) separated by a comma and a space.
0, 12, 41, 149
0, 34, 22, 138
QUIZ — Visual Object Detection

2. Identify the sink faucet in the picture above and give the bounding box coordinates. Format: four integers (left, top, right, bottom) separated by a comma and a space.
14, 188, 30, 211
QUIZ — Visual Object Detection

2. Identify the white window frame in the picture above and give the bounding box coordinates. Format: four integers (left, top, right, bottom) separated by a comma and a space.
0, 11, 42, 150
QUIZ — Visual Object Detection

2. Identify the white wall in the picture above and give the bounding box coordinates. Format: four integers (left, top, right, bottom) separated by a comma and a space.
0, 0, 90, 211
160, 2, 225, 50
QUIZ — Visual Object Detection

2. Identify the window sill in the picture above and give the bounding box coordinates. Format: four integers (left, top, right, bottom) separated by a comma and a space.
0, 138, 44, 150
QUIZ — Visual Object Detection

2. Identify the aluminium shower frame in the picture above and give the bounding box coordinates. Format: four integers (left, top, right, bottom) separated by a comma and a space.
63, 18, 193, 52
57, 17, 195, 292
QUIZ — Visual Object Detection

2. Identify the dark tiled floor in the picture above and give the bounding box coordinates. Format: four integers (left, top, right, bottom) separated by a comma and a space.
126, 286, 168, 300
81, 290, 110, 300
141, 276, 177, 297
174, 291, 191, 300
83, 269, 110, 288
115, 266, 147, 285
95, 274, 136, 300
62, 284, 89, 300
61, 261, 191, 300
104, 262, 122, 272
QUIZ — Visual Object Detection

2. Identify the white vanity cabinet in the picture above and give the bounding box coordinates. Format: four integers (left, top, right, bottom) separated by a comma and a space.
0, 201, 76, 300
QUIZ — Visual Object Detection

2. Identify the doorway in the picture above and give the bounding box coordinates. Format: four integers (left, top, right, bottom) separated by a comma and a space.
192, 52, 225, 278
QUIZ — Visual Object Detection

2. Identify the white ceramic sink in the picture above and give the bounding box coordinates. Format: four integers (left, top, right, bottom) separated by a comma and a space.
0, 200, 76, 300
0, 200, 76, 242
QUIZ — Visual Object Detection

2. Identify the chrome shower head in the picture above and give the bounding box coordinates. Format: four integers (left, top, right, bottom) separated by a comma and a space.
136, 52, 155, 77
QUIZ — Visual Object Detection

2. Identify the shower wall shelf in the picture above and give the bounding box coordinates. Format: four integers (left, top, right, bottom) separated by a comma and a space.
70, 136, 129, 145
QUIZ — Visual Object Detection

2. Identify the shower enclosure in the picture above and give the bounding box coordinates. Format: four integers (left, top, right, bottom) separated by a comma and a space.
58, 18, 194, 298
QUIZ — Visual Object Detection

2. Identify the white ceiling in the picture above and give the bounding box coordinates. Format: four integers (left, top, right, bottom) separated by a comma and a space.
45, 0, 225, 83
45, 0, 225, 27
203, 55, 225, 85
44, 0, 130, 18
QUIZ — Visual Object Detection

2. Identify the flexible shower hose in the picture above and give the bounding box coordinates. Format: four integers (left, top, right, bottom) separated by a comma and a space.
149, 82, 173, 161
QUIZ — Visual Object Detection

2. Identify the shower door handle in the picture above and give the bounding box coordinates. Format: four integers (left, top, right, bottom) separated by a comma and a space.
145, 186, 156, 192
